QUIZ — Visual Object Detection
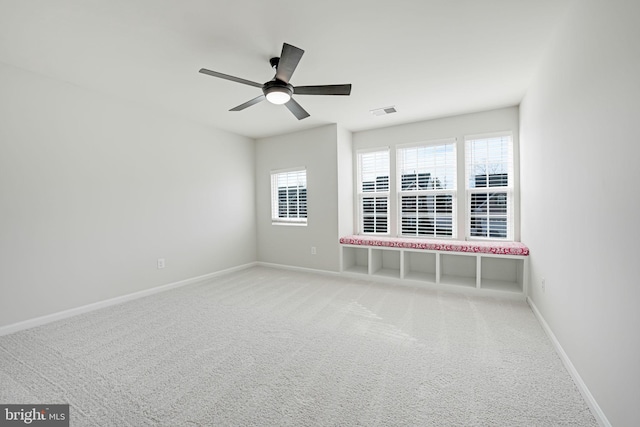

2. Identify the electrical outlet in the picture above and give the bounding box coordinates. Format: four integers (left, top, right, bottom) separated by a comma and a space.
311, 246, 317, 255
541, 277, 546, 292
157, 258, 165, 269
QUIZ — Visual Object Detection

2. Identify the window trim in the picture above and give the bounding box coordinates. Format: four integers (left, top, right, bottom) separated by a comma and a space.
270, 167, 307, 226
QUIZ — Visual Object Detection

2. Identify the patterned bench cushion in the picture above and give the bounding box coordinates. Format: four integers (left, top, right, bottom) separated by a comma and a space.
339, 235, 529, 256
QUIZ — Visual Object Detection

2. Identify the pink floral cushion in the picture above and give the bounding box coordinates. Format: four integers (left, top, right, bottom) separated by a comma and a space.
339, 235, 529, 256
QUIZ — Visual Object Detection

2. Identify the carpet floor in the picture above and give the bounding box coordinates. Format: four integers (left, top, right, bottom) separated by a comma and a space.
0, 266, 597, 426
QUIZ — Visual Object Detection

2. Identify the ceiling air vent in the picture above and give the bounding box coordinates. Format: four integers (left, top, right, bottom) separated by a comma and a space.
370, 106, 397, 116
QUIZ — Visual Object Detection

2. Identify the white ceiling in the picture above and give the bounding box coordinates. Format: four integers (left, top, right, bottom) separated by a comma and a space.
0, 0, 570, 139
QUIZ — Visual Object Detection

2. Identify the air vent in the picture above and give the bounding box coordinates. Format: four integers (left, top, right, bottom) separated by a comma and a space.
370, 106, 397, 116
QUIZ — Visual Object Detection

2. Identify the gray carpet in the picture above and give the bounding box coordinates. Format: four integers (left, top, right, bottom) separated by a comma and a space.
0, 266, 597, 426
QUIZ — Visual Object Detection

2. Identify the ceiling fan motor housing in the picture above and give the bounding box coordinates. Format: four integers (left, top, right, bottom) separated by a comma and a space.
263, 80, 293, 104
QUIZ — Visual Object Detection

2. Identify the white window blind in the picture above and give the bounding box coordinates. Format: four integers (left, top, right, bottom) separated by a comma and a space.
271, 168, 307, 225
465, 134, 513, 240
357, 149, 389, 234
397, 140, 456, 237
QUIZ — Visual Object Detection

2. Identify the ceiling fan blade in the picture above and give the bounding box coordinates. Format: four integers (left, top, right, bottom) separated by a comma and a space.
294, 84, 352, 96
275, 43, 304, 84
199, 68, 263, 88
284, 98, 310, 120
229, 95, 266, 111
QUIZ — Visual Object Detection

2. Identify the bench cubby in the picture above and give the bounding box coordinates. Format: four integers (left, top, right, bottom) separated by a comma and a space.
480, 255, 525, 293
341, 246, 369, 275
370, 248, 401, 278
440, 253, 477, 288
403, 250, 437, 283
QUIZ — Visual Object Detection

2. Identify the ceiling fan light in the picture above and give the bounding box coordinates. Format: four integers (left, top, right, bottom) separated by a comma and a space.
265, 88, 291, 105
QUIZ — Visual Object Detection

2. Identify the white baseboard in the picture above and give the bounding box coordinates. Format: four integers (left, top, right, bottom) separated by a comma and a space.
0, 262, 257, 337
527, 297, 611, 427
256, 261, 341, 277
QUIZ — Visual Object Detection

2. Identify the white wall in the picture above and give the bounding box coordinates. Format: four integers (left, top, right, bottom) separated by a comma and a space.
520, 0, 640, 425
353, 107, 520, 240
337, 125, 354, 238
256, 124, 346, 272
0, 63, 257, 328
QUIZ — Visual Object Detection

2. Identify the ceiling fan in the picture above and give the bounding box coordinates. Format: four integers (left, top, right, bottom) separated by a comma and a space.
199, 43, 352, 120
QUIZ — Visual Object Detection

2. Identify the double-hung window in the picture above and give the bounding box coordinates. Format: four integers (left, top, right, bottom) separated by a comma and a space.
271, 168, 307, 225
357, 149, 389, 234
397, 140, 456, 237
465, 133, 513, 239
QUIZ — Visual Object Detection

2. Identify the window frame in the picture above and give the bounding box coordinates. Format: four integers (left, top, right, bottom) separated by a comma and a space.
464, 132, 514, 241
270, 167, 308, 226
356, 148, 390, 235
396, 138, 457, 239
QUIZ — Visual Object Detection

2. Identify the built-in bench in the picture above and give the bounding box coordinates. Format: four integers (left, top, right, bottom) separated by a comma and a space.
339, 235, 529, 296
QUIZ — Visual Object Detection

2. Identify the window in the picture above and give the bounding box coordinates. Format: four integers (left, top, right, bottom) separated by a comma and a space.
271, 168, 307, 225
354, 131, 517, 241
465, 134, 513, 239
357, 149, 389, 234
397, 140, 456, 237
